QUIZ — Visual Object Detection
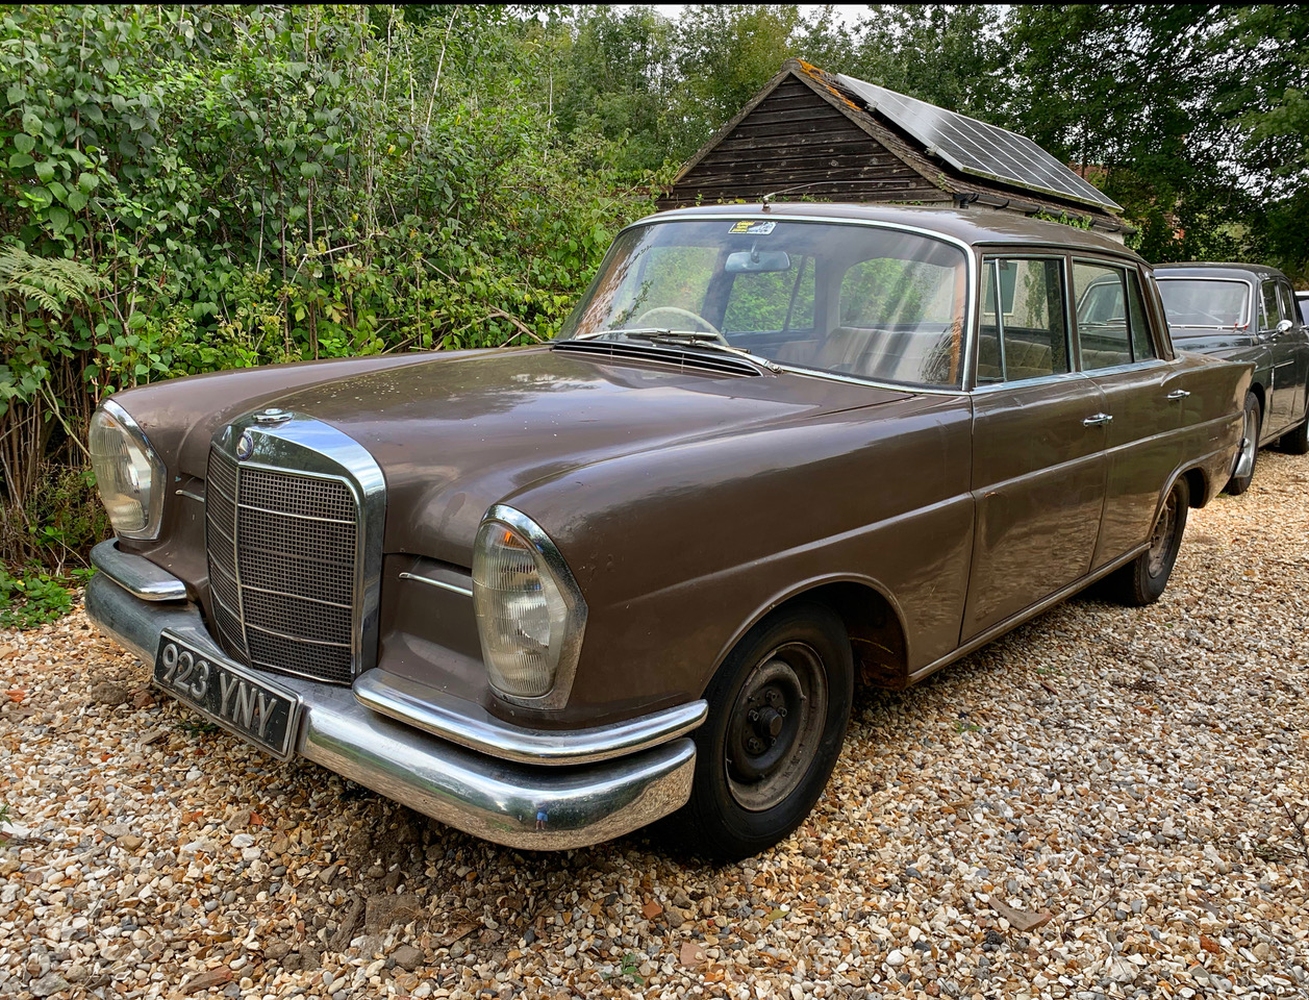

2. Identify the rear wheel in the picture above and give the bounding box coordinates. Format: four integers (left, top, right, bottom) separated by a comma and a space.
672, 603, 853, 861
1106, 475, 1189, 607
1279, 402, 1309, 455
1224, 391, 1261, 494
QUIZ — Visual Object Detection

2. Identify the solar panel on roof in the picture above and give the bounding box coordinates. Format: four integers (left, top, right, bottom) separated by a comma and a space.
835, 74, 1123, 214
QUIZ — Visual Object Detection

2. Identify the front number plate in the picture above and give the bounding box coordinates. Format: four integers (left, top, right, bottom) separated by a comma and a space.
153, 631, 301, 759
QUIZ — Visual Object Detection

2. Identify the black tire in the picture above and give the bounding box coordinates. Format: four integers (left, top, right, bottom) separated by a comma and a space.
1224, 391, 1261, 495
1106, 475, 1189, 607
672, 602, 853, 862
1279, 403, 1309, 455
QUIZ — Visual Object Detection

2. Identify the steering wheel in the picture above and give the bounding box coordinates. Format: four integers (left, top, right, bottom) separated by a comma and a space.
633, 307, 728, 344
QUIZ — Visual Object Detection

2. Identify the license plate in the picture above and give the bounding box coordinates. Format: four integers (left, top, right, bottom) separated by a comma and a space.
153, 631, 301, 759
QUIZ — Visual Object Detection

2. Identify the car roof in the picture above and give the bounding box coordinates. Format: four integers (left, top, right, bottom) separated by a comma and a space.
1155, 262, 1290, 282
641, 202, 1145, 262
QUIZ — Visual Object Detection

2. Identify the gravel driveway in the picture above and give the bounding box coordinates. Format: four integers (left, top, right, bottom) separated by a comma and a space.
3, 452, 1308, 1000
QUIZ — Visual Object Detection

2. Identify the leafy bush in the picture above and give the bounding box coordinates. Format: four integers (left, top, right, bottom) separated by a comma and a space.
0, 5, 662, 575
0, 567, 75, 629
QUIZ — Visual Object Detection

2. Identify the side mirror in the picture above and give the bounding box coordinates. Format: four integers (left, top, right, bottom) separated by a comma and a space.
1276, 318, 1294, 334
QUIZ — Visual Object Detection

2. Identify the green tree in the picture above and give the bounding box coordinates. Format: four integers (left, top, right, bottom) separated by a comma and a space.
848, 5, 1011, 119
1006, 4, 1250, 262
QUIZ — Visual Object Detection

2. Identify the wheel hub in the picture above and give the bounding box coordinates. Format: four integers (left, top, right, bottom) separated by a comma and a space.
724, 644, 828, 811
1147, 489, 1177, 577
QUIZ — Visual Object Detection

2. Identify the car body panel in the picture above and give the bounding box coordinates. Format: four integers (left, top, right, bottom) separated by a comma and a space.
1156, 264, 1309, 445
88, 203, 1254, 849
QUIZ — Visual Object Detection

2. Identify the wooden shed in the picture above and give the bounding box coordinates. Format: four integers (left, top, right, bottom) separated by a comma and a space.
661, 59, 1131, 239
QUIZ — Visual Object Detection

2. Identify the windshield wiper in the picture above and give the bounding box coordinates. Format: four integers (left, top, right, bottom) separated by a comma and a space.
569, 327, 674, 341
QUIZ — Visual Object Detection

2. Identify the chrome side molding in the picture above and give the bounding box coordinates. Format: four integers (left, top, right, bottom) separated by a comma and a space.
397, 571, 473, 598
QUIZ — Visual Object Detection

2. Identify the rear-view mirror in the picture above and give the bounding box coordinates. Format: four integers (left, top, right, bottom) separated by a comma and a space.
725, 250, 792, 273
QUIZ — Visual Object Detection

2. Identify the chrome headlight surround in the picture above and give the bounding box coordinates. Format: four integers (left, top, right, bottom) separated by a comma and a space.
88, 399, 165, 540
472, 504, 587, 709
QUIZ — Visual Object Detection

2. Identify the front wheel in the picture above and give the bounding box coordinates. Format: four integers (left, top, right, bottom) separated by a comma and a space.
1224, 391, 1261, 494
671, 602, 853, 861
1106, 475, 1189, 607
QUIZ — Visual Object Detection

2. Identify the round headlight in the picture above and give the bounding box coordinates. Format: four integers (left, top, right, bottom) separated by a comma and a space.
88, 399, 165, 539
472, 506, 586, 706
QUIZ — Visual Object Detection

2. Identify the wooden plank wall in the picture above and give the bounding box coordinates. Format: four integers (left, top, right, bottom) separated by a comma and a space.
659, 77, 949, 209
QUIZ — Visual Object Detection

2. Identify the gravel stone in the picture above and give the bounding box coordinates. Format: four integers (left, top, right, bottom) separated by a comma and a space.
2, 453, 1309, 998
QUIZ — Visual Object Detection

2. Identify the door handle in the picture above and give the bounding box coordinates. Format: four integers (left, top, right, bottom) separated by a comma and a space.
1166, 389, 1191, 400
1082, 413, 1113, 427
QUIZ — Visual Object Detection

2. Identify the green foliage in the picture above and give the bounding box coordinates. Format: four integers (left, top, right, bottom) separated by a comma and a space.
0, 4, 660, 575
0, 2, 1301, 589
0, 566, 73, 629
850, 5, 1011, 118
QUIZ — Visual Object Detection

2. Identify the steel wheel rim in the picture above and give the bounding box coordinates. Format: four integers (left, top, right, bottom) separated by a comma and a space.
725, 642, 827, 812
1233, 405, 1258, 479
1147, 488, 1178, 577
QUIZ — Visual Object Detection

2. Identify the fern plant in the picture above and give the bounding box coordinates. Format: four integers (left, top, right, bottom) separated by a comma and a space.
0, 246, 101, 314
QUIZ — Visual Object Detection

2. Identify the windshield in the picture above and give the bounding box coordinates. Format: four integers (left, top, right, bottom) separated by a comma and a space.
1157, 278, 1250, 332
558, 219, 970, 388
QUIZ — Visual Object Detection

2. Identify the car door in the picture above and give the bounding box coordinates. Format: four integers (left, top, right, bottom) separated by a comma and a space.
963, 255, 1107, 641
1275, 277, 1309, 428
1073, 260, 1186, 570
1261, 277, 1299, 436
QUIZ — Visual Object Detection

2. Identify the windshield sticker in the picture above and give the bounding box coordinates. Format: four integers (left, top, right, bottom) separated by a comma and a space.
729, 220, 776, 235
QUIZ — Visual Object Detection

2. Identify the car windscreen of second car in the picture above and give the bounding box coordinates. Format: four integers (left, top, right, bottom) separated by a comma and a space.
1157, 278, 1249, 332
557, 219, 969, 388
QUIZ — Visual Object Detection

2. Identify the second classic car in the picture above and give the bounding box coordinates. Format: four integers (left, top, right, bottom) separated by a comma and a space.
86, 204, 1250, 860
1155, 262, 1309, 492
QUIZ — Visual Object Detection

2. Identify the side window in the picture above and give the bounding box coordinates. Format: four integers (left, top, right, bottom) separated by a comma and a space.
1277, 280, 1298, 327
721, 255, 814, 333
1260, 280, 1282, 330
1073, 262, 1131, 369
976, 258, 1069, 382
1125, 269, 1156, 360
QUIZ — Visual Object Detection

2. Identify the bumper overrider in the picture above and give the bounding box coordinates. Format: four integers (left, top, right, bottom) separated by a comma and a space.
87, 542, 704, 850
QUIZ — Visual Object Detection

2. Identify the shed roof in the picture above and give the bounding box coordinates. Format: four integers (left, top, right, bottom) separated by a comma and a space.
662, 59, 1130, 236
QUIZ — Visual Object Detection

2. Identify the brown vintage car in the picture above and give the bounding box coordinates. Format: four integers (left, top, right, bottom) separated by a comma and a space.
86, 204, 1251, 860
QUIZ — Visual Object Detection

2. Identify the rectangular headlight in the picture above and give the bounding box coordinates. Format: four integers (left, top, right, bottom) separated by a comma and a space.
88, 399, 165, 539
472, 505, 587, 707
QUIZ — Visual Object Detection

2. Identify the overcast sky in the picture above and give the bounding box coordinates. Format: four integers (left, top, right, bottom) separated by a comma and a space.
649, 4, 867, 28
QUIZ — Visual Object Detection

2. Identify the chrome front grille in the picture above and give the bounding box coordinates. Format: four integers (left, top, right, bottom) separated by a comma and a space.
206, 446, 360, 684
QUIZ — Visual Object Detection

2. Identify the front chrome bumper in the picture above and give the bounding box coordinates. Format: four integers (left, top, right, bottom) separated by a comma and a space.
86, 553, 700, 851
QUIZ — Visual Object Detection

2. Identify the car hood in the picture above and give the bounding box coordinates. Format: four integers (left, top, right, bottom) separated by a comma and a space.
270, 346, 911, 564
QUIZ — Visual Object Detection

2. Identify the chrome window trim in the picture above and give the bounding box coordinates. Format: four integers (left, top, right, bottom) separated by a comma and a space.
98, 398, 167, 541
1077, 357, 1171, 379
970, 370, 1096, 395
354, 669, 707, 766
598, 213, 979, 393
975, 252, 1074, 386
1071, 255, 1168, 370
211, 414, 386, 682
477, 504, 588, 710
